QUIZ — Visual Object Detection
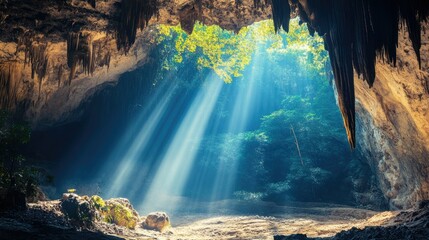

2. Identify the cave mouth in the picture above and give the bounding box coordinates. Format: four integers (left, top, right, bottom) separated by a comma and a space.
26, 20, 386, 233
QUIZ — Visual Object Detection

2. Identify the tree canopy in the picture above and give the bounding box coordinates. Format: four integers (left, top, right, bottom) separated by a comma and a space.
156, 19, 328, 83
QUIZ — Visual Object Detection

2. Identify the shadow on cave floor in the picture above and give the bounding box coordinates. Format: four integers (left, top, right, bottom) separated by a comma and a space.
0, 227, 123, 240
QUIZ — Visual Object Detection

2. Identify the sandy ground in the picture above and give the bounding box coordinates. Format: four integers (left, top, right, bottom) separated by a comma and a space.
134, 211, 397, 240
130, 200, 399, 240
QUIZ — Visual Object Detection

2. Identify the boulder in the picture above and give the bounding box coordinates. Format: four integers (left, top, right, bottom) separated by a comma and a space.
26, 187, 48, 203
142, 212, 171, 232
103, 198, 139, 229
60, 193, 96, 227
105, 198, 139, 218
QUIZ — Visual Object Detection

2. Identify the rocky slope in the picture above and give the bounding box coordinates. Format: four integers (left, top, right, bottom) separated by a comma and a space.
275, 201, 429, 240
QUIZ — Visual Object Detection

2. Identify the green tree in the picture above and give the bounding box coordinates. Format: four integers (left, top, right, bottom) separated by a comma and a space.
0, 111, 37, 210
155, 19, 328, 83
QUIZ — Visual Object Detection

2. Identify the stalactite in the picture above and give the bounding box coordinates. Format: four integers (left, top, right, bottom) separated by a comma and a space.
178, 2, 200, 34
0, 62, 21, 109
116, 0, 158, 52
271, 0, 291, 33
101, 50, 111, 70
67, 32, 79, 83
93, 40, 111, 70
28, 42, 49, 95
323, 0, 356, 149
16, 33, 49, 95
57, 64, 64, 88
67, 32, 94, 84
400, 0, 424, 69
271, 0, 429, 148
18, 35, 48, 79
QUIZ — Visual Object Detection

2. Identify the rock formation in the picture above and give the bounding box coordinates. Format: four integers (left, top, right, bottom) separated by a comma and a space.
142, 212, 171, 232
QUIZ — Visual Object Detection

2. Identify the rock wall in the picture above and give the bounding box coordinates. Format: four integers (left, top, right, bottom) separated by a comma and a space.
355, 27, 429, 209
0, 30, 155, 127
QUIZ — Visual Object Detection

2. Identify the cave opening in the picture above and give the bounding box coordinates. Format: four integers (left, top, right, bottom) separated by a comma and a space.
25, 19, 387, 232
1, 0, 429, 238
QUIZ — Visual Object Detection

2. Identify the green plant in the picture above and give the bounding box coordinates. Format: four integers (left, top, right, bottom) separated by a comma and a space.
88, 195, 137, 229
0, 110, 39, 208
90, 195, 106, 210
104, 201, 137, 229
67, 188, 76, 193
155, 19, 328, 84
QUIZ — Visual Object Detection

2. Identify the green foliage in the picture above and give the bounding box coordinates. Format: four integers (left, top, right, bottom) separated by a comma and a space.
103, 201, 137, 229
67, 188, 77, 193
152, 19, 360, 205
90, 195, 106, 210
156, 19, 328, 83
186, 24, 352, 203
0, 110, 39, 201
89, 195, 137, 229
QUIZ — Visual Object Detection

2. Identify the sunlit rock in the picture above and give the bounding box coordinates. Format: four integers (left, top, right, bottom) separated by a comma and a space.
103, 198, 139, 229
142, 212, 171, 232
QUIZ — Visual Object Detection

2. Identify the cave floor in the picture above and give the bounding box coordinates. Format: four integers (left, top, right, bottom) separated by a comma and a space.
161, 211, 397, 240
136, 199, 398, 239
0, 199, 403, 240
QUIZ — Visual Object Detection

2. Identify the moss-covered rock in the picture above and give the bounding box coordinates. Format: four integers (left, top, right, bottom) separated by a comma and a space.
87, 196, 139, 229
60, 194, 140, 230
103, 200, 138, 229
90, 195, 106, 211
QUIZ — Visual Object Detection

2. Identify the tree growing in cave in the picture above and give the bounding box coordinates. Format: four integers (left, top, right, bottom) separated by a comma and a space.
0, 111, 37, 210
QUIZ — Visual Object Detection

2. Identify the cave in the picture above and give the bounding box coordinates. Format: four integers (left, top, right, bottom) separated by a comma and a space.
0, 0, 429, 240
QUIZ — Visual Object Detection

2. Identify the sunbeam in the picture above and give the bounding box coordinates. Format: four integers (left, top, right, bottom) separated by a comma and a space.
105, 82, 178, 197
209, 47, 264, 205
140, 74, 224, 213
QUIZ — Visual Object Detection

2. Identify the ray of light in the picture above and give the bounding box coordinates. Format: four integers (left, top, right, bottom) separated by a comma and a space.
97, 79, 178, 198
139, 74, 223, 213
209, 48, 264, 205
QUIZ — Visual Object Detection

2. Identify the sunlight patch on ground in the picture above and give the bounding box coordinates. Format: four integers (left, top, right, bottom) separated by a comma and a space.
167, 212, 397, 239
134, 208, 398, 240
